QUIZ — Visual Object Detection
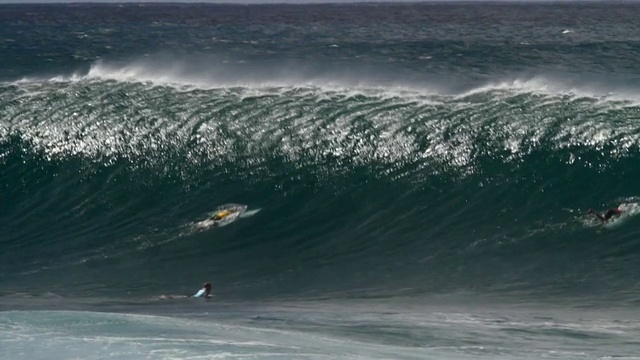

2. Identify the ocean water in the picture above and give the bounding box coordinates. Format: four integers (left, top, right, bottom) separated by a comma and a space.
2, 2, 640, 359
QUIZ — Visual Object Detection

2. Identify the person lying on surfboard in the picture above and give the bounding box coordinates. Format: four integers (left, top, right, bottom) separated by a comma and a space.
158, 282, 212, 300
210, 209, 233, 221
192, 282, 212, 298
587, 207, 623, 222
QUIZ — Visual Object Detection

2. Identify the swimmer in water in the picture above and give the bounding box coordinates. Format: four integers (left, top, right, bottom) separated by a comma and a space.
587, 207, 623, 222
192, 282, 212, 298
159, 282, 212, 300
210, 210, 232, 221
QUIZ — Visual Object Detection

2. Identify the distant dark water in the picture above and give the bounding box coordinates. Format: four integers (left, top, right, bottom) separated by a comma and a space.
2, 2, 640, 305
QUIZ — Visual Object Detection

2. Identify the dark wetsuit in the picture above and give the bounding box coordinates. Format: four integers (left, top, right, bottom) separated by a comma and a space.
603, 209, 622, 220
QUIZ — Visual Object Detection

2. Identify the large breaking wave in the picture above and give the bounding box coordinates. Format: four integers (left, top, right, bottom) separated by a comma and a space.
2, 61, 640, 302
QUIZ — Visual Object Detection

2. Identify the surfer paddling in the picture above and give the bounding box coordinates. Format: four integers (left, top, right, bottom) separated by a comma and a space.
158, 282, 212, 300
192, 282, 212, 298
210, 209, 233, 221
587, 207, 623, 222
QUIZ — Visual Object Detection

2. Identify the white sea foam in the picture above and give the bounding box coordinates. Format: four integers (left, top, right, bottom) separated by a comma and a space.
3, 61, 640, 177
28, 304, 640, 360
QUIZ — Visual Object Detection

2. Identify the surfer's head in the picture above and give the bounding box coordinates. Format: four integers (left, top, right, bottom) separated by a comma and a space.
203, 283, 212, 291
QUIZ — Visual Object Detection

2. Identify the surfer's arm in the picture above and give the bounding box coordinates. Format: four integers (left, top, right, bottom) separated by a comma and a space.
588, 209, 605, 221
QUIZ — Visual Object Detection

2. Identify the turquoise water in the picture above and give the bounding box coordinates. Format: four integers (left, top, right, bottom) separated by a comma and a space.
2, 3, 640, 359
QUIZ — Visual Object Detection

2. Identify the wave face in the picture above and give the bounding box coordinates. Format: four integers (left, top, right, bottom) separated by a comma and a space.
2, 3, 640, 303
